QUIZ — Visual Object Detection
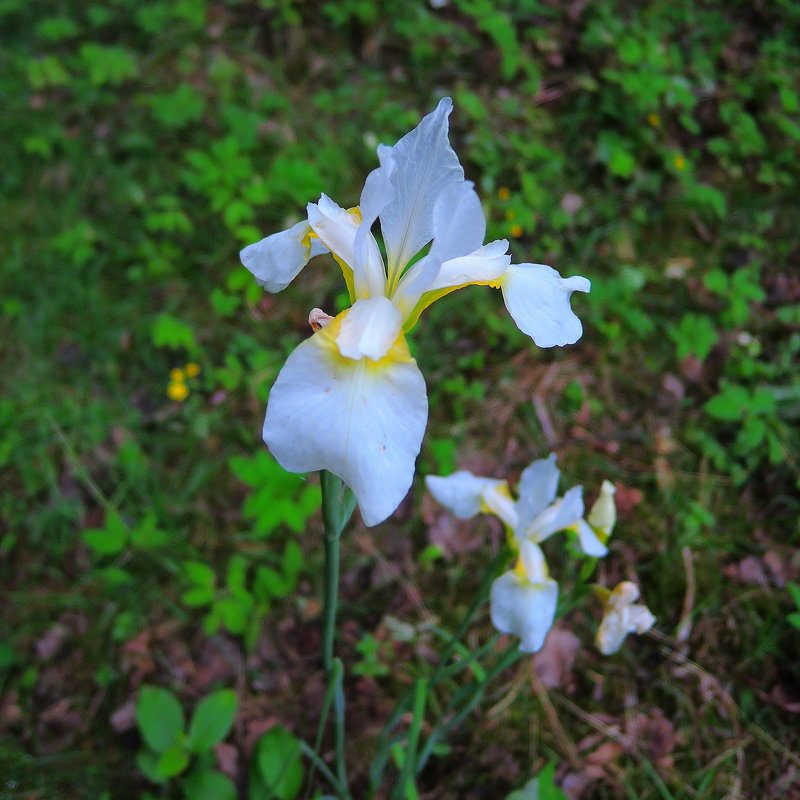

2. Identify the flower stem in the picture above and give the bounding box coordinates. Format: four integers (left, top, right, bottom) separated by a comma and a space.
319, 470, 356, 799
320, 470, 355, 673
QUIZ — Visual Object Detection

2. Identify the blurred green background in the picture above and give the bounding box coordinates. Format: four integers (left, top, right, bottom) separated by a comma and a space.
1, 0, 799, 797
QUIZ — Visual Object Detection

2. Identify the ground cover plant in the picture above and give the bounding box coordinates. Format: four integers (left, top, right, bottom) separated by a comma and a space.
1, 0, 799, 797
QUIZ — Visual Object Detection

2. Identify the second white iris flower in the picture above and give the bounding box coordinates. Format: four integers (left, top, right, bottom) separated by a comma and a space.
426, 455, 616, 652
241, 98, 589, 526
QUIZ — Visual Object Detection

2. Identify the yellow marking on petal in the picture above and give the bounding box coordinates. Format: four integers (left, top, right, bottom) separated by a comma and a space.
185, 362, 201, 377
402, 277, 499, 332
513, 558, 527, 579
347, 206, 363, 223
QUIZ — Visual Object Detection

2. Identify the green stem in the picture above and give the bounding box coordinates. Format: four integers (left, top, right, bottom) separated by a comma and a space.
320, 470, 356, 672
394, 678, 427, 800
318, 471, 356, 799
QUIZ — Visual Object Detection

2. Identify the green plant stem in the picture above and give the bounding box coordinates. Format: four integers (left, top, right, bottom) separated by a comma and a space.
394, 678, 427, 800
319, 471, 356, 800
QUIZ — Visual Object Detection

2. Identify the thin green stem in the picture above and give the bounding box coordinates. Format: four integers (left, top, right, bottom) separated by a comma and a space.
394, 678, 428, 800
318, 471, 356, 800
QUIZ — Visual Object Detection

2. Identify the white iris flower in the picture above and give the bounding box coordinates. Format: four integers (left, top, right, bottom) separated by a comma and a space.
426, 454, 614, 652
595, 581, 656, 655
241, 99, 590, 527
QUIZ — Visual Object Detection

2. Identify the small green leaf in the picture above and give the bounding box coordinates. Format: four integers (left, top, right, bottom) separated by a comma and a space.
187, 689, 238, 752
704, 383, 750, 422
182, 587, 216, 607
183, 769, 237, 800
136, 686, 185, 753
252, 726, 303, 800
156, 742, 190, 778
136, 749, 168, 784
185, 560, 216, 588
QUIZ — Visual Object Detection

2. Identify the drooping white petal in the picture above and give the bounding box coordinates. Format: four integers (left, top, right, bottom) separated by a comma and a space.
481, 483, 519, 530
425, 471, 507, 519
596, 582, 655, 655
263, 318, 427, 527
528, 485, 584, 542
515, 454, 560, 533
490, 571, 558, 653
308, 195, 385, 298
354, 145, 395, 298
500, 263, 591, 348
380, 97, 465, 285
587, 480, 617, 538
575, 518, 608, 557
425, 239, 511, 292
240, 219, 327, 293
336, 296, 402, 361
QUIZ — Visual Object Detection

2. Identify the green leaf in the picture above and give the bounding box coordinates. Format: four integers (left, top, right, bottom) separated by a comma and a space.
156, 742, 190, 778
82, 523, 127, 555
506, 762, 567, 799
704, 383, 749, 422
787, 582, 800, 610
152, 314, 197, 352
183, 770, 237, 800
182, 587, 217, 607
136, 749, 168, 784
187, 690, 238, 752
184, 560, 216, 588
252, 726, 303, 800
136, 686, 185, 753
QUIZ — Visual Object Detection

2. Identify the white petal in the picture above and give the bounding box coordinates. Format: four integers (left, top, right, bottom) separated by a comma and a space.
518, 540, 548, 584
308, 195, 385, 298
354, 145, 395, 297
596, 604, 655, 655
500, 263, 591, 348
240, 219, 326, 293
425, 471, 507, 519
575, 518, 608, 558
528, 485, 584, 542
426, 240, 511, 292
380, 97, 465, 284
587, 480, 617, 538
607, 581, 640, 610
630, 605, 657, 634
481, 483, 519, 530
490, 571, 558, 653
336, 296, 402, 361
515, 453, 560, 532
263, 318, 428, 527
392, 182, 488, 311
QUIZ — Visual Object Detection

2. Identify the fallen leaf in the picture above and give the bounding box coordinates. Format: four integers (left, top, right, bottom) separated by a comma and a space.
532, 627, 580, 690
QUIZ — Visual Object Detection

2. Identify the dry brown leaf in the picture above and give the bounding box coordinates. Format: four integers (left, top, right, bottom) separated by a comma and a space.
532, 627, 581, 690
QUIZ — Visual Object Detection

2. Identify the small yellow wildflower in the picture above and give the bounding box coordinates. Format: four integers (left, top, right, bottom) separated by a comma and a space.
510, 223, 523, 238
185, 362, 201, 378
170, 367, 185, 382
505, 209, 516, 221
673, 154, 686, 171
167, 381, 189, 402
497, 186, 511, 201
647, 113, 661, 128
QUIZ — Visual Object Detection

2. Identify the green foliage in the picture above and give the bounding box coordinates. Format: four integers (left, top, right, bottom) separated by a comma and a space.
135, 686, 238, 790
249, 726, 304, 800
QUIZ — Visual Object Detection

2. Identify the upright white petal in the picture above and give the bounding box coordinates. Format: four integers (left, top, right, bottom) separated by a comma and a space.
354, 145, 395, 297
380, 98, 465, 285
308, 195, 385, 298
528, 485, 584, 542
263, 316, 427, 527
515, 454, 560, 534
490, 571, 558, 653
336, 296, 402, 361
240, 219, 327, 293
500, 263, 591, 348
393, 182, 490, 313
425, 471, 507, 519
